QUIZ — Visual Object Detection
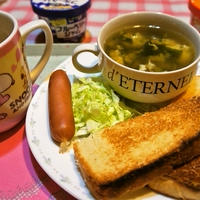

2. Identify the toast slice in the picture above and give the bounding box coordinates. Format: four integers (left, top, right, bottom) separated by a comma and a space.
73, 96, 200, 199
149, 155, 200, 200
147, 77, 200, 200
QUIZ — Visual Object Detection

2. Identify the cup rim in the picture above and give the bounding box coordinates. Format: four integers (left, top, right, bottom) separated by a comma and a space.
0, 11, 18, 48
98, 11, 200, 75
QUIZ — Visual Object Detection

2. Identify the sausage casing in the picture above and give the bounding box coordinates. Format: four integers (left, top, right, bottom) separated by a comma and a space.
48, 69, 75, 143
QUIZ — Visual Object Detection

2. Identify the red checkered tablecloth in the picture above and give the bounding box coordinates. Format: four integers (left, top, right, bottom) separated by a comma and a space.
0, 0, 191, 43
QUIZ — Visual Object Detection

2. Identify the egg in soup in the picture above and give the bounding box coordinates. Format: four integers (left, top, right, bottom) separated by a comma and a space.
104, 25, 195, 72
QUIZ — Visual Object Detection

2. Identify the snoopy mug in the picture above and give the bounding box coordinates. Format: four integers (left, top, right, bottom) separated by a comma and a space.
0, 11, 53, 133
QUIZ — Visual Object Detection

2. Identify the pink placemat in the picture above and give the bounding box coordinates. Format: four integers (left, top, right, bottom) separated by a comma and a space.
0, 0, 192, 199
0, 85, 76, 200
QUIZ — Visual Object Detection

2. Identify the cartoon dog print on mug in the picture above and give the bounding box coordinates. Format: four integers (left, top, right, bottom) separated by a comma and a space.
0, 73, 15, 120
0, 45, 32, 121
0, 11, 53, 132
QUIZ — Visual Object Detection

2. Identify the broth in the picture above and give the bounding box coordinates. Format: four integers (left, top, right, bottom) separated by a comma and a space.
104, 25, 195, 72
0, 31, 8, 43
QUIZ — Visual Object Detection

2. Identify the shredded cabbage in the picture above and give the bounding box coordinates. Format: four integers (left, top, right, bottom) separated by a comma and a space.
72, 77, 133, 137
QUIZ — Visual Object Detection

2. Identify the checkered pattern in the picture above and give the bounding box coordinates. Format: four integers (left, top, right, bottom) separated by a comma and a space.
87, 0, 191, 42
0, 0, 191, 43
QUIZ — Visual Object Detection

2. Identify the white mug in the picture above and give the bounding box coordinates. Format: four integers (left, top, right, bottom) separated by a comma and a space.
72, 12, 200, 103
0, 11, 53, 133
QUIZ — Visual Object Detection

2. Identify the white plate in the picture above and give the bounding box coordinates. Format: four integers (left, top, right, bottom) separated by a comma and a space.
25, 57, 173, 200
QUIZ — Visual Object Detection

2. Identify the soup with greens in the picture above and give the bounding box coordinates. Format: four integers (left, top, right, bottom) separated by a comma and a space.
104, 25, 195, 72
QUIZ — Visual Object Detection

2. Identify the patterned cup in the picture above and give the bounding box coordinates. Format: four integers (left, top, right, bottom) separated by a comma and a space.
0, 11, 53, 132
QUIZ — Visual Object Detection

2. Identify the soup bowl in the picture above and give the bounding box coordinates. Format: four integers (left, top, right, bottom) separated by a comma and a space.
72, 12, 200, 103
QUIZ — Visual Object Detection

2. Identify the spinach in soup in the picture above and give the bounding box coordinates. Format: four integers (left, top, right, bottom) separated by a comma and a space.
104, 25, 195, 72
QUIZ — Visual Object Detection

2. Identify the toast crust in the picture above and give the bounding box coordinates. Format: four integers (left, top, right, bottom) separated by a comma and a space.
75, 135, 200, 199
151, 154, 200, 192
169, 156, 200, 190
73, 97, 200, 199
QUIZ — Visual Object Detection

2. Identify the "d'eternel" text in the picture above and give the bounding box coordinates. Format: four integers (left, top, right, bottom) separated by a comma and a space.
107, 69, 193, 94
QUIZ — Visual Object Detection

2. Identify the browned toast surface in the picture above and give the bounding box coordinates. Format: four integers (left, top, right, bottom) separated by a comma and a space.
148, 155, 200, 200
74, 97, 200, 187
167, 155, 200, 190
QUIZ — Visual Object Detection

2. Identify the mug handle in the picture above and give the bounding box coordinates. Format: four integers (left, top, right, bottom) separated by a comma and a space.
19, 19, 53, 83
72, 43, 101, 73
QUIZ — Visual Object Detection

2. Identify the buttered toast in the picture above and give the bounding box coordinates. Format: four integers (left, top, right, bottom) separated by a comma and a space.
73, 96, 200, 199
